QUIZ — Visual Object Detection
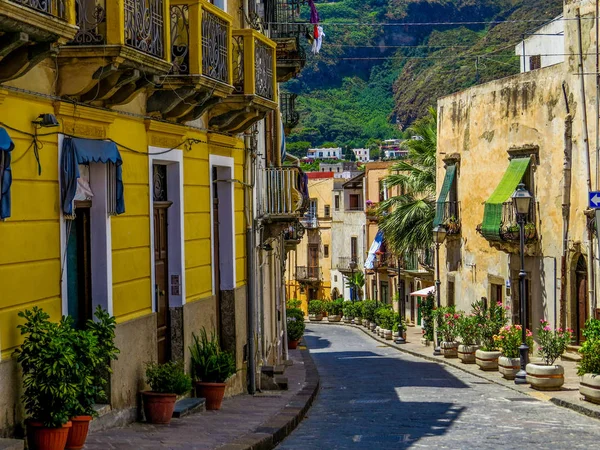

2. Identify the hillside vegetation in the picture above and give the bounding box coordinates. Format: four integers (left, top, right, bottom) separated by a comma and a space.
284, 0, 563, 152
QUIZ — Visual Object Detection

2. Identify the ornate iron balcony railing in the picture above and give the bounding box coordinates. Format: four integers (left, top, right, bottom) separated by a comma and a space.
280, 92, 299, 133
336, 256, 359, 273
438, 200, 461, 235
255, 38, 274, 100
265, 0, 307, 39
296, 266, 322, 282
201, 6, 229, 82
500, 200, 537, 242
13, 0, 67, 19
259, 167, 309, 219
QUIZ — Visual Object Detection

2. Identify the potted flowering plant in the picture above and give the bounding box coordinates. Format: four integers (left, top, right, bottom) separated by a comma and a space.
578, 319, 600, 403
474, 300, 508, 371
494, 325, 533, 380
435, 307, 460, 358
526, 320, 572, 390
456, 314, 479, 364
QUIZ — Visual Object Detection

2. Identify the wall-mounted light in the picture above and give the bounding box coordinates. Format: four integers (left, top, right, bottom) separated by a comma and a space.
32, 114, 59, 128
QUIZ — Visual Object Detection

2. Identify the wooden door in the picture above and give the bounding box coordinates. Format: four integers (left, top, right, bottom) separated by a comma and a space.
154, 203, 171, 364
213, 196, 222, 339
576, 255, 588, 344
308, 244, 319, 278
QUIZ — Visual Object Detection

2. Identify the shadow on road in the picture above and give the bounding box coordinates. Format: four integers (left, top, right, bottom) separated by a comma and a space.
292, 326, 469, 449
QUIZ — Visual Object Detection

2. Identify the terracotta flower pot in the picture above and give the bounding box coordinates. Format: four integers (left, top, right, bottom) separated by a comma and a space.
580, 373, 600, 404
288, 339, 300, 349
475, 349, 501, 371
65, 416, 92, 450
526, 363, 564, 391
498, 356, 521, 380
195, 382, 227, 410
27, 420, 72, 450
327, 315, 341, 322
441, 341, 458, 358
142, 391, 177, 424
308, 314, 323, 322
458, 344, 478, 364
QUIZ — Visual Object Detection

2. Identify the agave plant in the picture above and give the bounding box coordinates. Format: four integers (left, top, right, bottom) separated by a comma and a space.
189, 328, 236, 383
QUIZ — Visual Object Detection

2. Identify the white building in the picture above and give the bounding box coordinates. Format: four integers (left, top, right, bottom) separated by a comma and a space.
330, 174, 367, 300
307, 147, 343, 160
352, 148, 370, 162
515, 15, 564, 72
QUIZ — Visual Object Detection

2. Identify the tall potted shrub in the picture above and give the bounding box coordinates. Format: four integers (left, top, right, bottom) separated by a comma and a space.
420, 293, 435, 345
456, 314, 479, 364
494, 325, 533, 380
353, 300, 364, 324
190, 328, 237, 410
342, 301, 353, 324
578, 319, 600, 403
526, 320, 572, 390
15, 308, 79, 450
474, 300, 508, 371
308, 300, 325, 321
66, 307, 119, 450
434, 307, 459, 358
326, 299, 344, 322
362, 300, 377, 331
287, 307, 305, 349
143, 361, 192, 424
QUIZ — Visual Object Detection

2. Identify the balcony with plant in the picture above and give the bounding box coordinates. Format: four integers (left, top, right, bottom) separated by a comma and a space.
58, 0, 172, 105
0, 0, 78, 82
209, 28, 278, 133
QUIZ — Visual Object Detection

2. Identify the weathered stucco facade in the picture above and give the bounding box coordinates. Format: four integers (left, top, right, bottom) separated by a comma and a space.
437, 0, 600, 340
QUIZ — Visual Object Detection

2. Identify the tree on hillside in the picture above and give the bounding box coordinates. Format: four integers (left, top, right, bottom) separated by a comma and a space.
377, 107, 437, 255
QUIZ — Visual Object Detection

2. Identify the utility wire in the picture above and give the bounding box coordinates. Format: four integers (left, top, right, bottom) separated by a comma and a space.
267, 17, 594, 27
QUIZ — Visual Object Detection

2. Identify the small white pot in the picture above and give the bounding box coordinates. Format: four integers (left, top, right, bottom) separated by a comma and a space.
457, 344, 479, 364
498, 356, 521, 380
327, 315, 341, 322
308, 314, 323, 322
343, 316, 352, 324
526, 363, 564, 391
384, 329, 393, 340
580, 373, 600, 404
475, 349, 501, 371
370, 322, 377, 331
440, 341, 458, 358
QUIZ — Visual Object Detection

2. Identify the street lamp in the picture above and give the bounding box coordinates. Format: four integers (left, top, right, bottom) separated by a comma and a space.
512, 183, 533, 385
433, 225, 447, 356
349, 259, 357, 302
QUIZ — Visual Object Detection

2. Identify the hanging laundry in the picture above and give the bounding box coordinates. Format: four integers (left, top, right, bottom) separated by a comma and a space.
312, 26, 324, 54
308, 0, 319, 24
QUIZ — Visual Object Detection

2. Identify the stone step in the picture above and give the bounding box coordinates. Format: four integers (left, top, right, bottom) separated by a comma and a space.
261, 365, 275, 377
172, 397, 206, 418
0, 438, 24, 450
274, 376, 288, 390
274, 364, 286, 375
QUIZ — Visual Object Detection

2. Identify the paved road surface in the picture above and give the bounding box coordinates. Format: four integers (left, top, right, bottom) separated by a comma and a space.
277, 324, 600, 449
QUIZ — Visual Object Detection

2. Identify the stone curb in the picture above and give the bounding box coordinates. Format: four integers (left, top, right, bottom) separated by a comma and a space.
309, 320, 600, 421
217, 347, 320, 450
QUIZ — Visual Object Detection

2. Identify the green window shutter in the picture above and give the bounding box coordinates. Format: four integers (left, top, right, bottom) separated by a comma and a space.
481, 157, 531, 241
433, 165, 457, 227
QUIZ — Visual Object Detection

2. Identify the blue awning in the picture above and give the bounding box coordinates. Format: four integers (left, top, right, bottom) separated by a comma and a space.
0, 127, 15, 219
61, 137, 125, 218
364, 230, 384, 270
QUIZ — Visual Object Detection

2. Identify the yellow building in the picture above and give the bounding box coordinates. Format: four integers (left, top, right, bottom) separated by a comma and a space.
0, 0, 308, 436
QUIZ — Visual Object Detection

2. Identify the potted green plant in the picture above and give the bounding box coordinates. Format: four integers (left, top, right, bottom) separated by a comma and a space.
526, 320, 572, 390
15, 308, 79, 450
342, 301, 353, 324
494, 325, 534, 380
392, 312, 406, 340
143, 361, 192, 424
437, 308, 460, 358
456, 314, 479, 364
66, 307, 119, 450
353, 300, 363, 324
287, 307, 305, 349
308, 300, 325, 321
361, 300, 377, 331
578, 319, 600, 403
420, 294, 435, 345
189, 328, 236, 410
474, 300, 508, 371
326, 299, 344, 322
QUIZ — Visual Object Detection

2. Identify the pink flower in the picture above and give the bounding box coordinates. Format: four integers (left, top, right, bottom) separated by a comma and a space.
558, 328, 563, 332
543, 325, 551, 331
497, 301, 502, 306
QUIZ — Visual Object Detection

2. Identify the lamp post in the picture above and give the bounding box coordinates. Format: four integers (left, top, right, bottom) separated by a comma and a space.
395, 257, 406, 344
512, 183, 533, 385
433, 225, 447, 356
349, 259, 357, 302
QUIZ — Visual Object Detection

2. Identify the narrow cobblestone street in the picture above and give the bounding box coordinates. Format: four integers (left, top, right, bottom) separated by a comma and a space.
278, 324, 600, 450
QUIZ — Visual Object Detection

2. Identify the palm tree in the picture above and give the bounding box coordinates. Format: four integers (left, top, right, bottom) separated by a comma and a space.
345, 271, 365, 300
377, 107, 437, 255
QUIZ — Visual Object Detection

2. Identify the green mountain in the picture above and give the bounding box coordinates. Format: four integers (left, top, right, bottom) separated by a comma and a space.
284, 0, 563, 153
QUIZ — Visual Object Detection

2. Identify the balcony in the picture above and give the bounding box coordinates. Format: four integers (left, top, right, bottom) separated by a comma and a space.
437, 201, 461, 236
401, 253, 418, 272
478, 200, 538, 254
417, 248, 434, 271
301, 211, 318, 229
280, 92, 299, 135
0, 0, 77, 82
58, 0, 172, 105
266, 0, 306, 81
208, 28, 277, 133
366, 202, 378, 221
336, 256, 358, 275
296, 266, 322, 283
374, 252, 397, 275
259, 167, 309, 221
284, 221, 304, 250
146, 0, 234, 122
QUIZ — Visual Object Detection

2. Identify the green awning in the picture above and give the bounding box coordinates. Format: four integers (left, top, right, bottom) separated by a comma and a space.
481, 157, 531, 241
433, 165, 456, 227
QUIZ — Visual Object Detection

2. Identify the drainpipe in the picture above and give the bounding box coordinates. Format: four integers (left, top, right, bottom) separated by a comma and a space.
577, 10, 596, 314
561, 110, 573, 329
281, 236, 289, 361
244, 132, 256, 395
